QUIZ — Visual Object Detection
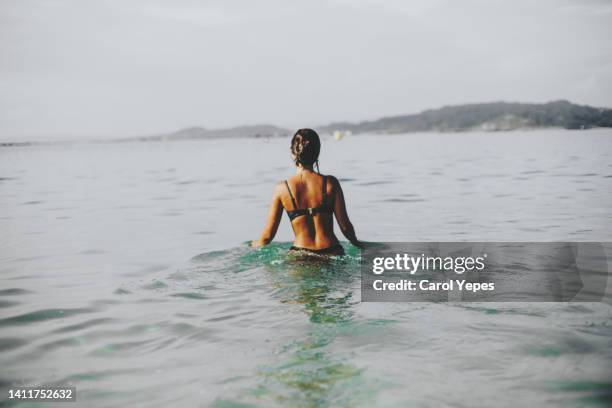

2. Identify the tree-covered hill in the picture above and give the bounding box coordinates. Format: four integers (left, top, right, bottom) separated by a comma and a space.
319, 100, 612, 134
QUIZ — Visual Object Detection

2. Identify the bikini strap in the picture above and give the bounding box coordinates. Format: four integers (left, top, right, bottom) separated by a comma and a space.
321, 176, 327, 206
284, 180, 297, 210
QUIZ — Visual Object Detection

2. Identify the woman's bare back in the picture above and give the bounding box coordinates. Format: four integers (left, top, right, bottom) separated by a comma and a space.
253, 168, 360, 251
281, 171, 339, 250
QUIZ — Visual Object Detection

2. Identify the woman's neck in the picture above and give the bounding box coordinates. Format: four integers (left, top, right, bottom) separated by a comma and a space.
296, 165, 314, 174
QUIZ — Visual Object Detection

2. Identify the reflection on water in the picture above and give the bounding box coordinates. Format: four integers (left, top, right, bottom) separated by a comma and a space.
1, 130, 612, 407
260, 247, 361, 406
211, 244, 379, 408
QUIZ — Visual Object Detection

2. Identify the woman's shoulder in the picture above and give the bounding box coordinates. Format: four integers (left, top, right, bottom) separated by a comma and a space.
271, 180, 288, 196
323, 174, 340, 186
320, 174, 341, 198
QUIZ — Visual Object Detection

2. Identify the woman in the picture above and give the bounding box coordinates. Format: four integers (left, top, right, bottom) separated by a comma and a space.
252, 128, 362, 255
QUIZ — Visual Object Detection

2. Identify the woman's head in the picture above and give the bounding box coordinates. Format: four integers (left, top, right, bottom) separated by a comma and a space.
291, 128, 320, 167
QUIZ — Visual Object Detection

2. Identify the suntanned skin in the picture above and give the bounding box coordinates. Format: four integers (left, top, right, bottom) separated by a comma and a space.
252, 163, 362, 249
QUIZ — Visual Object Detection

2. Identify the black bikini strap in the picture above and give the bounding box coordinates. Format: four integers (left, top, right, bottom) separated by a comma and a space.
285, 180, 297, 210
321, 176, 327, 205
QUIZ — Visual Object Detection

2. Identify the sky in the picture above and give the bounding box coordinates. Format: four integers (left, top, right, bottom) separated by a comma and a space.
1, 0, 612, 139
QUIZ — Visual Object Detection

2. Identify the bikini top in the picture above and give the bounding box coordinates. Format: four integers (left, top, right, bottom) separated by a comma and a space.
284, 175, 333, 221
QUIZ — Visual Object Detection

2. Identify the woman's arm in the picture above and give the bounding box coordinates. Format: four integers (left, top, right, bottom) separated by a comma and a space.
251, 182, 284, 247
330, 176, 363, 248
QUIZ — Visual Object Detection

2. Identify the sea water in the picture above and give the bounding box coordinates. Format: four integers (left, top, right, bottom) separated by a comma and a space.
1, 130, 611, 407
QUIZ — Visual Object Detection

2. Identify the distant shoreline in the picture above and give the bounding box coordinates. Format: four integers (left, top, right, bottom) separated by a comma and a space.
2, 100, 611, 146
3, 127, 612, 148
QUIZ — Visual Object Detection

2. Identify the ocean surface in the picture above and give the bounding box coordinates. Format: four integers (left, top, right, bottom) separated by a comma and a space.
1, 129, 612, 407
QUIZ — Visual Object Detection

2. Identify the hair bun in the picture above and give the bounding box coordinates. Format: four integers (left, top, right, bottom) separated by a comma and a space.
291, 129, 321, 166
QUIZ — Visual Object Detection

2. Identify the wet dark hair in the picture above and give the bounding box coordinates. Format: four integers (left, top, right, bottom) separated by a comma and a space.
291, 128, 321, 167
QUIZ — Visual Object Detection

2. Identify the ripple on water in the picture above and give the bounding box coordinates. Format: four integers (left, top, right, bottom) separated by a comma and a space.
0, 337, 28, 352
174, 180, 198, 185
577, 321, 612, 338
0, 300, 20, 308
113, 288, 132, 295
0, 288, 32, 296
525, 335, 597, 357
460, 305, 546, 318
206, 309, 258, 323
546, 380, 612, 407
0, 308, 97, 327
142, 280, 169, 290
38, 337, 86, 352
382, 198, 426, 203
124, 263, 172, 278
91, 340, 154, 356
50, 317, 119, 334
562, 305, 595, 314
170, 292, 206, 300
356, 180, 394, 186
61, 368, 144, 383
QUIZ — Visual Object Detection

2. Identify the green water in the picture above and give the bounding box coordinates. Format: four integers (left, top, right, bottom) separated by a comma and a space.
209, 243, 381, 408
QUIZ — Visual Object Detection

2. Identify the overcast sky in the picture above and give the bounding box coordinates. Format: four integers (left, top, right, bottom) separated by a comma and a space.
1, 0, 612, 139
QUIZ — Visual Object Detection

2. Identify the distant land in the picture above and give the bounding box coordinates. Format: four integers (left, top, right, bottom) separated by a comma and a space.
2, 100, 611, 146
140, 100, 612, 142
128, 124, 291, 142
153, 100, 610, 142
318, 100, 612, 135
